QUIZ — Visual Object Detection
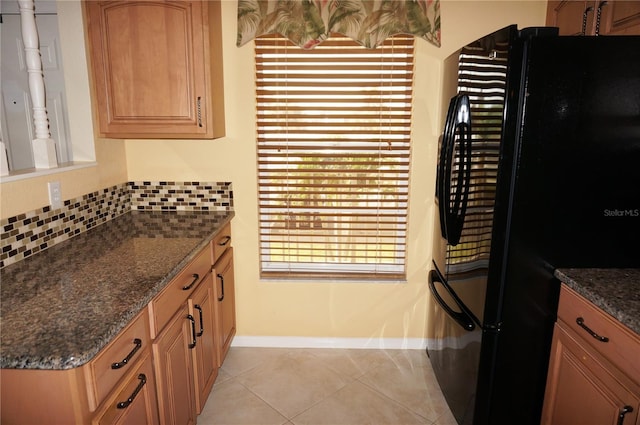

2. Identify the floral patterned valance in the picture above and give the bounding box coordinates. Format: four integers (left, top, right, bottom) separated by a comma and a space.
236, 0, 441, 49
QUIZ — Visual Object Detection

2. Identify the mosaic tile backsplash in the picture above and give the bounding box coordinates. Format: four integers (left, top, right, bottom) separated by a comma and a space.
129, 181, 233, 211
1, 181, 233, 268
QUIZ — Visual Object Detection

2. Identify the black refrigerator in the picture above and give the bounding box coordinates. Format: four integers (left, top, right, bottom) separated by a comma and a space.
427, 25, 640, 425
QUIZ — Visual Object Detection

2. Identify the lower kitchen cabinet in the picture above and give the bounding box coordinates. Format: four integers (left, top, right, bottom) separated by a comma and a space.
541, 285, 640, 425
213, 247, 236, 367
0, 309, 155, 425
151, 240, 234, 424
0, 227, 236, 425
542, 323, 640, 425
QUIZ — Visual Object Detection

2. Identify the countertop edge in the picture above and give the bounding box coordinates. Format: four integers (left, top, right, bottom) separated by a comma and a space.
554, 268, 639, 336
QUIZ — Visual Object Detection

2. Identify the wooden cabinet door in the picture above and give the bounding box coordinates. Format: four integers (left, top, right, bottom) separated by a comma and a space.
213, 248, 236, 367
599, 1, 640, 35
153, 305, 197, 425
547, 1, 594, 35
541, 324, 640, 425
92, 350, 159, 425
189, 272, 218, 414
547, 0, 640, 35
84, 0, 224, 138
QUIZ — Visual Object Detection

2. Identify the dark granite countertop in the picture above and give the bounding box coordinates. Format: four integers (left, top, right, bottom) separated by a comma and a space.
555, 268, 640, 335
0, 210, 233, 370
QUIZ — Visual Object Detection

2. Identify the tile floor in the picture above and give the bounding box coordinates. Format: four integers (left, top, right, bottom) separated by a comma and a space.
198, 347, 457, 425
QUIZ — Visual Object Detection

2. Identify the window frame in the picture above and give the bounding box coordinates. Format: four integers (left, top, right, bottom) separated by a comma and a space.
0, 0, 96, 181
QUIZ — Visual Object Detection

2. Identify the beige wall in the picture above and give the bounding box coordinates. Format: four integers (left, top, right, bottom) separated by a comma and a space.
0, 138, 127, 218
1, 0, 547, 342
125, 1, 547, 341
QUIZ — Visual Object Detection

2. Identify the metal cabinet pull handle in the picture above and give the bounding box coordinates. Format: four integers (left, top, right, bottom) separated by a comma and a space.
187, 314, 197, 349
595, 1, 608, 35
194, 305, 204, 337
582, 6, 594, 35
111, 338, 142, 369
218, 235, 231, 246
197, 96, 202, 127
116, 374, 146, 409
182, 273, 199, 291
217, 273, 225, 302
618, 406, 634, 425
576, 317, 609, 342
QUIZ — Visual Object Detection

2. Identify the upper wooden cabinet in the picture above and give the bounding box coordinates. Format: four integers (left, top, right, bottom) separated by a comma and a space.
546, 0, 640, 36
84, 0, 225, 139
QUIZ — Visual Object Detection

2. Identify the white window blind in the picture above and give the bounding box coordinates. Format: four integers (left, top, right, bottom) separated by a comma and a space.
255, 35, 414, 280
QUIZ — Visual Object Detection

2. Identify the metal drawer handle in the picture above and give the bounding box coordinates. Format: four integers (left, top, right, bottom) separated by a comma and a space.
618, 406, 634, 425
194, 304, 204, 337
218, 235, 231, 246
182, 273, 199, 291
116, 374, 146, 409
187, 314, 197, 349
111, 338, 142, 369
217, 273, 225, 302
576, 317, 609, 342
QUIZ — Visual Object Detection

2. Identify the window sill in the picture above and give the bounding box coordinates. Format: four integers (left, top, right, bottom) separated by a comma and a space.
0, 161, 98, 183
259, 277, 408, 284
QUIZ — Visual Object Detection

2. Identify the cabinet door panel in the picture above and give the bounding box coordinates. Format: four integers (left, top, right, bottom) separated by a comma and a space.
547, 1, 593, 35
601, 1, 640, 35
213, 248, 236, 367
542, 324, 640, 425
103, 3, 198, 119
189, 272, 218, 414
153, 306, 197, 425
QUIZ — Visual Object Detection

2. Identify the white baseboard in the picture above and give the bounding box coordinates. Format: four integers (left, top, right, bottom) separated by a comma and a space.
231, 336, 428, 350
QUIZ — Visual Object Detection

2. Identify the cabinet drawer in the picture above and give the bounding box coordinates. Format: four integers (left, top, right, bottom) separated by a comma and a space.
558, 285, 640, 384
211, 222, 232, 264
86, 309, 151, 411
149, 246, 212, 338
91, 349, 159, 425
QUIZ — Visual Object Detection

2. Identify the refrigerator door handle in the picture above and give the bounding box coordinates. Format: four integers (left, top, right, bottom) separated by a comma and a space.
429, 261, 482, 331
436, 97, 458, 243
437, 94, 473, 246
